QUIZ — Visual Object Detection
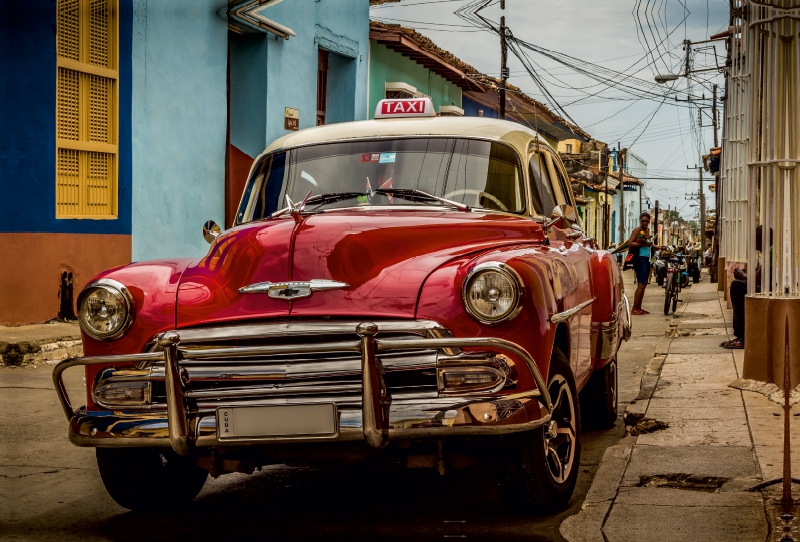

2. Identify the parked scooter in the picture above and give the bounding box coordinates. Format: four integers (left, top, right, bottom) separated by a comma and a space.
685, 254, 701, 283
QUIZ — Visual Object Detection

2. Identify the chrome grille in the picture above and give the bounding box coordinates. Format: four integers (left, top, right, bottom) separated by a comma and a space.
145, 321, 447, 407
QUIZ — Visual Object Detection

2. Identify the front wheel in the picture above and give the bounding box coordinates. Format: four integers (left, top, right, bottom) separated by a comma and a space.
489, 349, 581, 514
663, 276, 674, 315
96, 448, 208, 512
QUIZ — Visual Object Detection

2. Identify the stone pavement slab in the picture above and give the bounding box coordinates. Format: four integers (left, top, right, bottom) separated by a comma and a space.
604, 488, 767, 542
620, 446, 758, 487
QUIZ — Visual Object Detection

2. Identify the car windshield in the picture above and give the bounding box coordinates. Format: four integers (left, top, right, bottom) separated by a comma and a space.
236, 138, 525, 224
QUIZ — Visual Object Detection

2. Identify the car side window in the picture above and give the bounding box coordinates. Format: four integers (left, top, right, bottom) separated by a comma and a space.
528, 153, 556, 216
544, 152, 574, 209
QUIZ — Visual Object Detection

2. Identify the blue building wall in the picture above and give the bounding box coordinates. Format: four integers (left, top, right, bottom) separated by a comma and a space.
0, 0, 132, 235
230, 34, 269, 159
131, 0, 228, 261
462, 96, 499, 119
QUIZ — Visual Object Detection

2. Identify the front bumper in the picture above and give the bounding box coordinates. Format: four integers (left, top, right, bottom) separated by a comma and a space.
54, 322, 552, 455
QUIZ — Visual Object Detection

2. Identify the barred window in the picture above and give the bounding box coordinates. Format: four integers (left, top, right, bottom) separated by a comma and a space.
56, 0, 118, 219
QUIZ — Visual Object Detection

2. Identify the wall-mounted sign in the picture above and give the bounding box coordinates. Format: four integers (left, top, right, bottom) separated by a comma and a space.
284, 107, 299, 131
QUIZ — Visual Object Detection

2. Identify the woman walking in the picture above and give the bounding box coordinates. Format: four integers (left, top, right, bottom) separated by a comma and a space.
628, 211, 653, 315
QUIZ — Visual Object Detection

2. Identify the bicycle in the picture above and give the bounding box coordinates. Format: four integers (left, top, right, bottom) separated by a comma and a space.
663, 257, 683, 315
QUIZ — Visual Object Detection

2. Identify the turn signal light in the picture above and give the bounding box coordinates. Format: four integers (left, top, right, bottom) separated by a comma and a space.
437, 367, 506, 394
94, 382, 151, 407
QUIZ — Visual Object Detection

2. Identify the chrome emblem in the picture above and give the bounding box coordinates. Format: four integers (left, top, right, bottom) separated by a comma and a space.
238, 279, 349, 300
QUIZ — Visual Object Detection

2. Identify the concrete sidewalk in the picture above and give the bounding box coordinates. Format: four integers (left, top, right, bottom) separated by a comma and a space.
562, 274, 781, 541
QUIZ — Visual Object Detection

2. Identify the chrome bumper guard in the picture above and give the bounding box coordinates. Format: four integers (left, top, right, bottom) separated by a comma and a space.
54, 322, 552, 455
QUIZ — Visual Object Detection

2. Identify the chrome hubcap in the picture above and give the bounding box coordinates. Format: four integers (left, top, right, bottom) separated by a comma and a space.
543, 374, 576, 484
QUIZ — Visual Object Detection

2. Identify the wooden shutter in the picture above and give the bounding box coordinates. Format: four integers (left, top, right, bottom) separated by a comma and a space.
56, 0, 118, 219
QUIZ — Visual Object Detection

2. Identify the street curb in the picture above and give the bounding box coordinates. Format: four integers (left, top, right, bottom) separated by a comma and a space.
559, 439, 635, 542
0, 338, 82, 367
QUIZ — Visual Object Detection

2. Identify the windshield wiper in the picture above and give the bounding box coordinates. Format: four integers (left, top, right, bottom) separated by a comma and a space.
373, 188, 471, 212
270, 192, 364, 217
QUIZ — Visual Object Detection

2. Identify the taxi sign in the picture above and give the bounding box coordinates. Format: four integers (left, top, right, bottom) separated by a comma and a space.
375, 98, 436, 119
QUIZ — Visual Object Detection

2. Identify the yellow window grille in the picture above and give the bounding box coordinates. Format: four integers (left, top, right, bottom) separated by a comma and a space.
56, 0, 118, 219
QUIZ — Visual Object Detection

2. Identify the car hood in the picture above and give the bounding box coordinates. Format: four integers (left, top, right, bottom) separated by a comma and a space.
177, 209, 542, 327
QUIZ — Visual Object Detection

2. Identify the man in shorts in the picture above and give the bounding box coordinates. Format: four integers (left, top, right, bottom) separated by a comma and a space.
627, 211, 653, 315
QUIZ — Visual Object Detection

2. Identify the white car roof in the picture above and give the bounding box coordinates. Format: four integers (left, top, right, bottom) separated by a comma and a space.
263, 117, 555, 158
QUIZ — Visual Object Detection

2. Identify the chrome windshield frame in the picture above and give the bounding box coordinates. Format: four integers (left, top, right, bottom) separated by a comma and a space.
234, 136, 530, 226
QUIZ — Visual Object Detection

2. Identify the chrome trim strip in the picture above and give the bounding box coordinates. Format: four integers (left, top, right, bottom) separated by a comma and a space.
157, 319, 450, 345
590, 320, 619, 360
238, 279, 349, 299
549, 297, 596, 324
178, 341, 361, 360
621, 294, 632, 341
66, 390, 549, 448
186, 383, 363, 400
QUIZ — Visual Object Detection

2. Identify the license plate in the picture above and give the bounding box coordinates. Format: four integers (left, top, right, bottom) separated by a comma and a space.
216, 404, 337, 439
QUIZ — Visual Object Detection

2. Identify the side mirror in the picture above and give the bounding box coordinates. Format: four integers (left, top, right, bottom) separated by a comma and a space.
203, 220, 221, 244
549, 204, 577, 229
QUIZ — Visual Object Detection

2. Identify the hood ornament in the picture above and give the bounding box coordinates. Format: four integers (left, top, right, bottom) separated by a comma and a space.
238, 279, 349, 300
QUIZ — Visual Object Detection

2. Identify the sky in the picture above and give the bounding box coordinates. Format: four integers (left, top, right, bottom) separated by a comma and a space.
369, 0, 729, 220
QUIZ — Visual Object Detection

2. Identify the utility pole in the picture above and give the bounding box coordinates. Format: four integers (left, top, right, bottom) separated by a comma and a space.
618, 142, 625, 245
499, 0, 507, 120
604, 150, 610, 248
688, 164, 706, 260
667, 204, 671, 245
683, 39, 691, 77
654, 200, 660, 245
712, 84, 719, 147
639, 180, 643, 222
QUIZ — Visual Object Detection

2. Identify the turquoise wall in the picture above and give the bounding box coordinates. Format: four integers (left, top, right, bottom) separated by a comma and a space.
132, 0, 228, 260
230, 33, 268, 159
368, 41, 462, 119
131, 0, 369, 261
229, 0, 369, 158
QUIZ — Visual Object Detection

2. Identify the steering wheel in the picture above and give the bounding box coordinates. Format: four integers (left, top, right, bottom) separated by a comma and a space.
442, 189, 509, 211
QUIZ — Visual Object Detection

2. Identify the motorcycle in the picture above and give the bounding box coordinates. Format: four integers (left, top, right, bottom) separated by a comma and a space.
678, 256, 690, 288
685, 254, 701, 283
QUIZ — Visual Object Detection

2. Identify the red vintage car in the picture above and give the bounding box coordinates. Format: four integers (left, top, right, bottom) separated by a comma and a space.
54, 99, 630, 514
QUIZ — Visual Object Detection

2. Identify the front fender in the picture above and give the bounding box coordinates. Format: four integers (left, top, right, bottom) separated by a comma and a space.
416, 246, 561, 390
589, 250, 626, 365
79, 258, 195, 409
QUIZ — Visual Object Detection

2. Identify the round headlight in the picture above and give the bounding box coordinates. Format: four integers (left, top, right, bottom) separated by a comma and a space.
463, 263, 523, 324
77, 279, 134, 340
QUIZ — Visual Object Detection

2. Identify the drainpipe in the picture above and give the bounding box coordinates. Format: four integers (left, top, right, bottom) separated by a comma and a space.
221, 0, 296, 39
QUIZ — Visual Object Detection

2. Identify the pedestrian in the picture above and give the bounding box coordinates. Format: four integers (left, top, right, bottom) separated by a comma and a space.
721, 225, 772, 349
628, 211, 653, 315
